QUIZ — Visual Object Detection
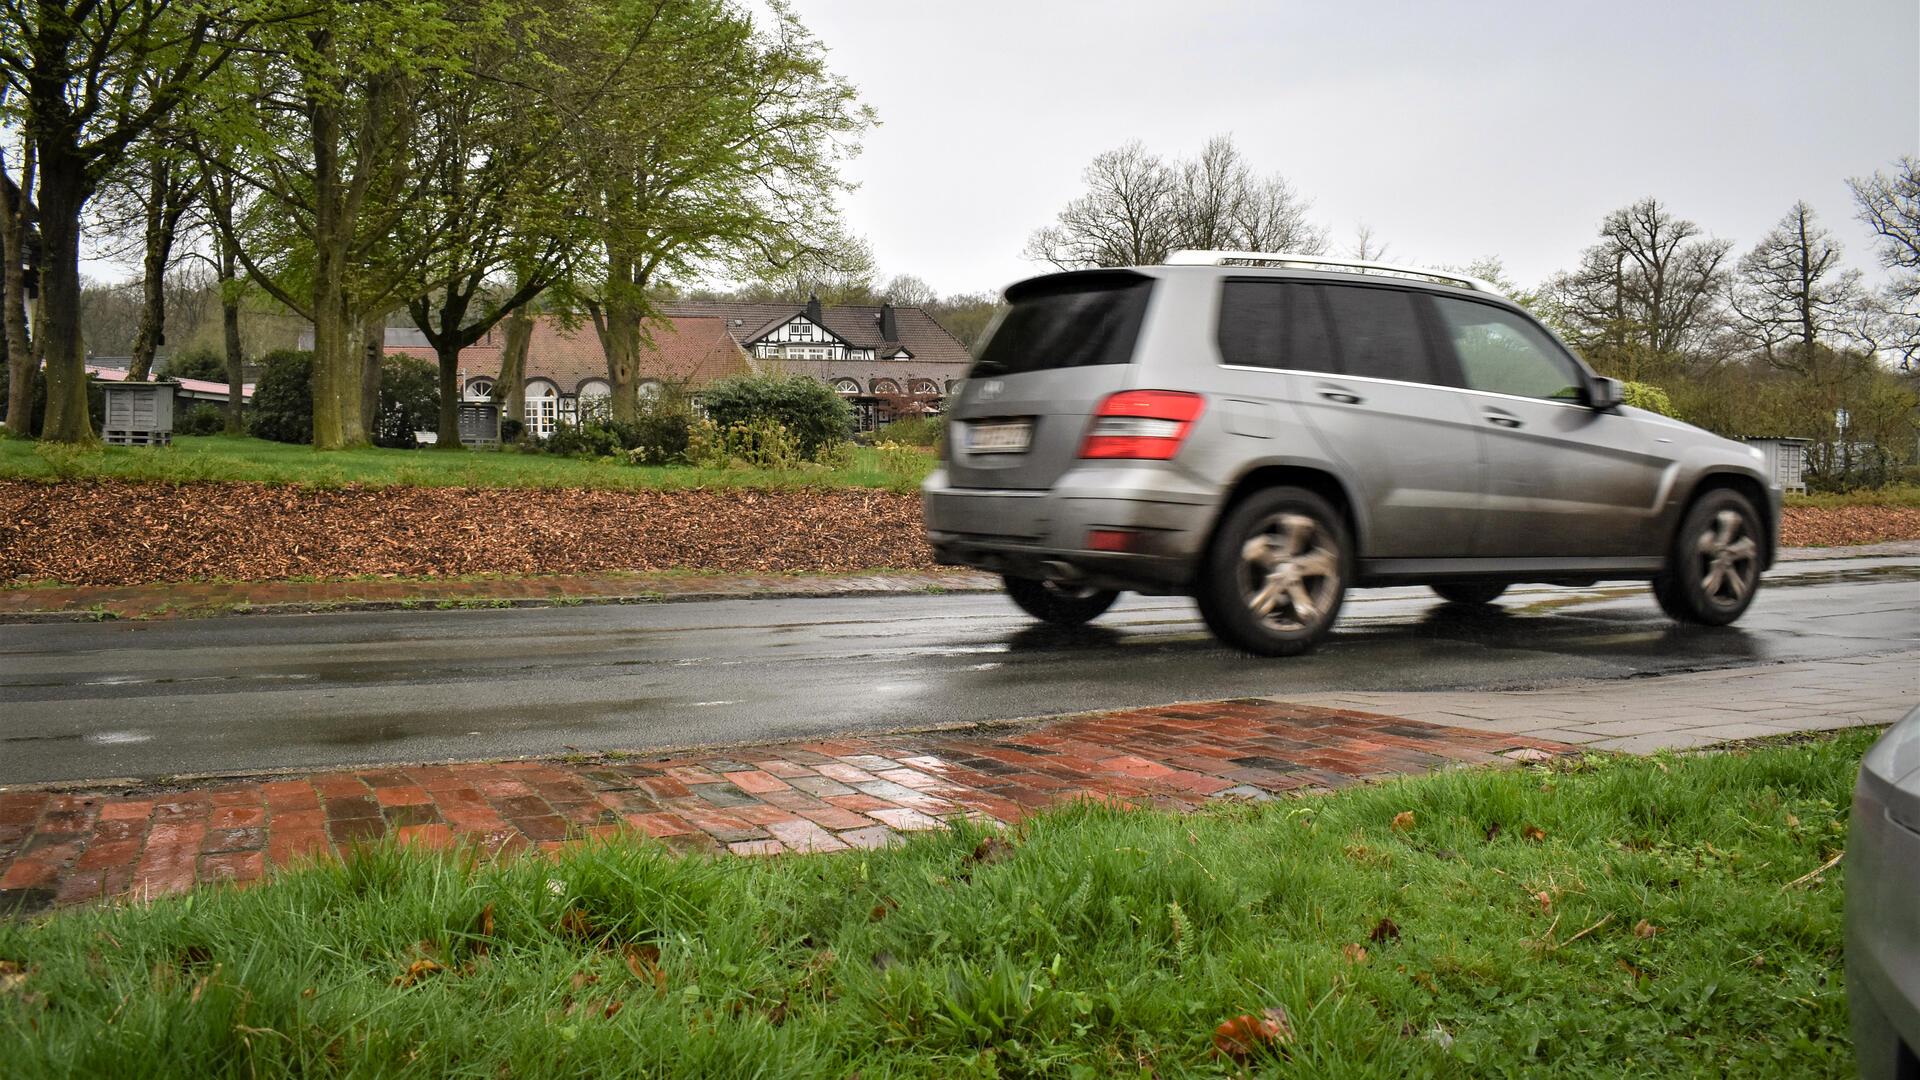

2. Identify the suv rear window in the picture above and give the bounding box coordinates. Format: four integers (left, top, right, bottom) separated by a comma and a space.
972, 272, 1152, 377
1321, 284, 1436, 385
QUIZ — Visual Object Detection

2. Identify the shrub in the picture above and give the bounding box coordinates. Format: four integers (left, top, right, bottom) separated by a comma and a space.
880, 413, 945, 448
247, 349, 313, 444
164, 347, 226, 382
374, 354, 439, 449
542, 421, 625, 459
177, 402, 226, 436
624, 387, 697, 464
686, 416, 801, 470
696, 372, 851, 460
500, 416, 525, 443
871, 439, 931, 480
1621, 381, 1678, 418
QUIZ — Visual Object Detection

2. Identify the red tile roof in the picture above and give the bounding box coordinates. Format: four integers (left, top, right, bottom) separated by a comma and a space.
385, 315, 748, 394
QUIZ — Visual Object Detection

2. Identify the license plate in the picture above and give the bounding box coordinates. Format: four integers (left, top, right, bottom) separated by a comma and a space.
966, 419, 1033, 453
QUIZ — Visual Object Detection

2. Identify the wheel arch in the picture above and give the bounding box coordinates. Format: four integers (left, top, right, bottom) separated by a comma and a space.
1675, 471, 1776, 568
1208, 462, 1363, 559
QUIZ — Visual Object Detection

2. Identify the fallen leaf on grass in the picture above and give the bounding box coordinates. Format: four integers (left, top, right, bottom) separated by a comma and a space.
967, 837, 1016, 866
1369, 917, 1401, 943
1523, 825, 1547, 842
558, 907, 596, 940
623, 943, 667, 994
1534, 891, 1552, 912
393, 959, 442, 989
1618, 958, 1650, 982
570, 972, 600, 991
0, 960, 25, 994
1391, 811, 1416, 832
1633, 919, 1659, 939
869, 897, 898, 922
1342, 944, 1369, 965
1212, 1006, 1294, 1061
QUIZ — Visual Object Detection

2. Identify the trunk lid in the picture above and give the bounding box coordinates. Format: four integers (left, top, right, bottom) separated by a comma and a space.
944, 271, 1154, 490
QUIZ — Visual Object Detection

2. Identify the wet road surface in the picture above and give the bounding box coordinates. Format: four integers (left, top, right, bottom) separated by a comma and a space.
3, 556, 1916, 785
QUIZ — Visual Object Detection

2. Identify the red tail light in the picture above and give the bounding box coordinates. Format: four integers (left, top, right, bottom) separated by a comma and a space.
1080, 391, 1207, 460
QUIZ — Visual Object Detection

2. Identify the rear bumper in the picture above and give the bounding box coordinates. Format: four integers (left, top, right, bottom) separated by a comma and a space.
922, 465, 1218, 593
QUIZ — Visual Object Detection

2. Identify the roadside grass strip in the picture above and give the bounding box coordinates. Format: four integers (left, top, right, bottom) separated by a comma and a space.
0, 733, 1866, 1077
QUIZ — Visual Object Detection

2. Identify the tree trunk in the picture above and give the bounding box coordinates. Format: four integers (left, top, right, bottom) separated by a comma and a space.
220, 240, 244, 434
1, 163, 35, 434
359, 316, 382, 442
127, 160, 176, 382
35, 154, 94, 444
433, 336, 465, 449
497, 308, 532, 426
589, 299, 640, 424
307, 82, 365, 450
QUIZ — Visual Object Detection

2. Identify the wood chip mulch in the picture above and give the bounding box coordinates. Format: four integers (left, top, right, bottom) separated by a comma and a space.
1779, 505, 1920, 548
0, 480, 938, 587
4, 480, 1916, 588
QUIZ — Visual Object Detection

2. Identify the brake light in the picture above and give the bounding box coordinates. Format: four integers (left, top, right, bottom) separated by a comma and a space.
1080, 391, 1206, 459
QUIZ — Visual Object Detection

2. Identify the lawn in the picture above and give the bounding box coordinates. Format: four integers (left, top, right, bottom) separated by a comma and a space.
0, 732, 1867, 1077
1786, 483, 1920, 509
0, 434, 938, 493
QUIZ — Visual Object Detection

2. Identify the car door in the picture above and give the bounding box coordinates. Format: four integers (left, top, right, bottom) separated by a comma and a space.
1426, 295, 1671, 558
1286, 281, 1486, 558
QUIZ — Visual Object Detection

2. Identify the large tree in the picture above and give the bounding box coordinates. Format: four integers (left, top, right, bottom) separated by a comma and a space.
0, 0, 260, 442
1023, 135, 1325, 270
1849, 156, 1920, 370
0, 137, 36, 432
1730, 201, 1865, 377
1539, 198, 1732, 382
572, 0, 873, 423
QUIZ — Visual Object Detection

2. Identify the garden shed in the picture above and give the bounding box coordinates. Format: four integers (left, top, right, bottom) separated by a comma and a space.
98, 379, 176, 446
1740, 436, 1810, 494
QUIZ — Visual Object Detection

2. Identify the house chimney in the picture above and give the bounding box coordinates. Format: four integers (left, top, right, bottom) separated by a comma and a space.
805, 292, 822, 325
879, 302, 898, 342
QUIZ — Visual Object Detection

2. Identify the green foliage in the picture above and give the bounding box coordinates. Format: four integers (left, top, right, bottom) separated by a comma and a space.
869, 440, 932, 481
686, 416, 802, 470
0, 730, 1873, 1076
374, 355, 440, 449
622, 387, 697, 464
877, 413, 945, 447
246, 350, 314, 445
176, 403, 227, 436
696, 372, 852, 461
1620, 381, 1677, 418
164, 348, 227, 382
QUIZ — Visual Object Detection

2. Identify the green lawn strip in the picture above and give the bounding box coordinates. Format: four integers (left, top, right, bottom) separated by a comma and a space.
0, 435, 935, 493
1785, 484, 1920, 509
0, 735, 1866, 1077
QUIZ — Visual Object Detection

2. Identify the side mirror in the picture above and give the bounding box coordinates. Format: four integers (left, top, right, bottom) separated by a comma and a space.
1587, 376, 1624, 411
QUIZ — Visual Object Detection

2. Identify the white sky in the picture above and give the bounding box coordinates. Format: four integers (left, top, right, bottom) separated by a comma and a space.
805, 0, 1920, 297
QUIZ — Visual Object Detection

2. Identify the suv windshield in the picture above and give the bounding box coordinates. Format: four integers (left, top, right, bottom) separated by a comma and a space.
972, 272, 1152, 377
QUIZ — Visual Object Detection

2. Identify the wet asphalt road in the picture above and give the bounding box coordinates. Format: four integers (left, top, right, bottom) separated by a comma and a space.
3, 556, 1917, 785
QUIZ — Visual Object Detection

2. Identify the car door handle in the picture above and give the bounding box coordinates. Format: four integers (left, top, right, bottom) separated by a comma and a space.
1484, 410, 1523, 429
1318, 389, 1363, 405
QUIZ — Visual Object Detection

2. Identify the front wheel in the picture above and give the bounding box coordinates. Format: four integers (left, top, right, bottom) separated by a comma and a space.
1194, 487, 1349, 657
1003, 575, 1119, 626
1651, 489, 1763, 626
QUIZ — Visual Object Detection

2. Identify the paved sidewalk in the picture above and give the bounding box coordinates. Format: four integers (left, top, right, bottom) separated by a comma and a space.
0, 700, 1561, 916
1296, 649, 1919, 753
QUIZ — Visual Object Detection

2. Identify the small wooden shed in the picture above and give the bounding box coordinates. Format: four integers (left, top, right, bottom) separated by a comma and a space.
1740, 436, 1810, 494
99, 379, 176, 446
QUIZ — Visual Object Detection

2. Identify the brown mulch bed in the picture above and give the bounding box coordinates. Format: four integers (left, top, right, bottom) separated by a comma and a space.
1780, 505, 1920, 548
0, 480, 937, 586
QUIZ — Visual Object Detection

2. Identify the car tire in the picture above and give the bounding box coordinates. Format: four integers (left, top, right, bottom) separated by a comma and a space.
1195, 486, 1349, 657
1003, 575, 1119, 626
1431, 580, 1508, 605
1651, 488, 1764, 626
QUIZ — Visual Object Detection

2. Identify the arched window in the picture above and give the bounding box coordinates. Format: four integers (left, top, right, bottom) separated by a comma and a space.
578, 379, 613, 422
525, 379, 559, 438
634, 379, 662, 401
870, 377, 901, 396
464, 377, 495, 402
908, 379, 938, 397
831, 378, 861, 395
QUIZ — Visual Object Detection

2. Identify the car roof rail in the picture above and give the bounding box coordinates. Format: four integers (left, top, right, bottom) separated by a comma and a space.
1162, 250, 1505, 297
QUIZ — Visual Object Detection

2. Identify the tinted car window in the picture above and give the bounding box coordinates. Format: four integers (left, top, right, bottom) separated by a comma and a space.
1321, 285, 1433, 384
972, 272, 1152, 377
1433, 297, 1585, 401
1217, 280, 1339, 373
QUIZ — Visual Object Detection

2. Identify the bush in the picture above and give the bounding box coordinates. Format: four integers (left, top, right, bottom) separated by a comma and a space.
164, 347, 226, 382
500, 416, 524, 443
686, 416, 801, 470
542, 421, 625, 459
697, 372, 851, 461
880, 413, 945, 447
247, 349, 313, 444
374, 354, 439, 449
625, 387, 697, 464
871, 440, 931, 480
1621, 381, 1678, 418
177, 402, 226, 436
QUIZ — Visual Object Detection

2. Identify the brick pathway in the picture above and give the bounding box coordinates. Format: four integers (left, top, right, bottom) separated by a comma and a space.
0, 699, 1562, 916
0, 568, 1000, 622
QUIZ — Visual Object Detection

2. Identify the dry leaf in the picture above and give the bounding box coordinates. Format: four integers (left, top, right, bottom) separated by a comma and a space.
1617, 958, 1649, 982
1369, 917, 1401, 943
570, 972, 600, 991
393, 959, 442, 989
558, 908, 595, 940
1391, 811, 1416, 832
1523, 825, 1547, 842
601, 999, 623, 1020
1633, 919, 1659, 939
477, 904, 495, 938
1212, 1006, 1293, 1061
623, 943, 667, 994
1342, 944, 1369, 965
0, 961, 25, 994
968, 837, 1016, 866
869, 897, 898, 922
1534, 891, 1552, 911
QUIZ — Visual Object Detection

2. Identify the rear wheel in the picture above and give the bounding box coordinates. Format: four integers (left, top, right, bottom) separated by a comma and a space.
1651, 488, 1763, 626
1430, 580, 1508, 605
1003, 575, 1119, 626
1195, 487, 1348, 657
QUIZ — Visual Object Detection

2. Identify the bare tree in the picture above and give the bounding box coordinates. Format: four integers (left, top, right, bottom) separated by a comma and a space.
1350, 223, 1388, 262
1025, 136, 1324, 270
1540, 198, 1733, 381
881, 273, 936, 307
1848, 156, 1920, 369
1730, 201, 1865, 376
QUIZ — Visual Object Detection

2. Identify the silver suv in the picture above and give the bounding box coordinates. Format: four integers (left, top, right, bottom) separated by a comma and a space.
922, 251, 1781, 656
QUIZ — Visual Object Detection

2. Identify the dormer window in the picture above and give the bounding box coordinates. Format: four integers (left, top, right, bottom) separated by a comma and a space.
791, 320, 814, 340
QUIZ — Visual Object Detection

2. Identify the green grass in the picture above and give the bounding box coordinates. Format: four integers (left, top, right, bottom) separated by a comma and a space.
1786, 483, 1920, 509
0, 434, 935, 492
0, 733, 1870, 1077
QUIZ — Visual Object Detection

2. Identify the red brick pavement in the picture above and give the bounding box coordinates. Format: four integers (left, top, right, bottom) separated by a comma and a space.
0, 699, 1566, 916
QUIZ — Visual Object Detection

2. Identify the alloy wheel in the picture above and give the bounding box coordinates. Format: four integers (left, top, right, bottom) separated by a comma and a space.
1236, 513, 1342, 632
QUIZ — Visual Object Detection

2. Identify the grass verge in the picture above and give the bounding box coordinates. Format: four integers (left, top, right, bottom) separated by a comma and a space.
0, 434, 936, 492
1786, 484, 1920, 509
0, 733, 1868, 1077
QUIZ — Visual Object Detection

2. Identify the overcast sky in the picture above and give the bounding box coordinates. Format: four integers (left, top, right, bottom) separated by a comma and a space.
803, 0, 1919, 297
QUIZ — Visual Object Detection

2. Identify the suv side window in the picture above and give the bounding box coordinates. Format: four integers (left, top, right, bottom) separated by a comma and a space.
1432, 297, 1586, 401
1320, 284, 1434, 384
1216, 279, 1338, 373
